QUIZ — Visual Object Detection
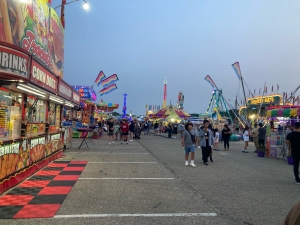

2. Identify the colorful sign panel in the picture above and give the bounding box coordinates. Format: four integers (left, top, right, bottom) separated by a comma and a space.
0, 44, 29, 79
247, 95, 281, 106
58, 79, 72, 101
0, 0, 64, 78
0, 134, 64, 181
30, 60, 58, 93
72, 91, 81, 105
72, 86, 97, 101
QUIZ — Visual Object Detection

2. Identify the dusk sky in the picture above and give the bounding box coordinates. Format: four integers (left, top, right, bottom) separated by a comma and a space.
53, 0, 300, 115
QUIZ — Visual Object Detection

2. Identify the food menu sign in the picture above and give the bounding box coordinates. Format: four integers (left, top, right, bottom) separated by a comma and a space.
30, 60, 57, 94
0, 45, 29, 79
58, 79, 72, 101
0, 0, 64, 78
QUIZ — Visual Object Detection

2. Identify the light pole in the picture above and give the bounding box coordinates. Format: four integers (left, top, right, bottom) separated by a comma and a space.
54, 0, 89, 10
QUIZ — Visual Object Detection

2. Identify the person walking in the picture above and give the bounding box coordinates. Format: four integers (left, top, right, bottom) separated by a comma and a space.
286, 122, 300, 184
172, 122, 178, 138
120, 119, 129, 144
167, 123, 172, 138
114, 122, 120, 141
179, 122, 185, 137
143, 121, 149, 135
194, 123, 201, 149
258, 123, 266, 150
154, 121, 159, 135
252, 123, 259, 152
214, 128, 220, 151
242, 125, 250, 153
199, 120, 214, 165
222, 124, 231, 151
107, 118, 115, 145
129, 120, 135, 141
181, 122, 196, 167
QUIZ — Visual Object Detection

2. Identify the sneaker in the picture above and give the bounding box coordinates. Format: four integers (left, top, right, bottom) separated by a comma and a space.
210, 157, 213, 162
204, 162, 208, 165
185, 162, 189, 166
244, 150, 248, 153
242, 150, 245, 152
112, 142, 115, 145
190, 163, 196, 167
296, 180, 300, 185
109, 142, 111, 145
126, 142, 128, 144
121, 142, 123, 144
198, 146, 200, 149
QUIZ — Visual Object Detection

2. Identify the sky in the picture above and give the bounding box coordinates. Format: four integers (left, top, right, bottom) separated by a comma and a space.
53, 0, 300, 115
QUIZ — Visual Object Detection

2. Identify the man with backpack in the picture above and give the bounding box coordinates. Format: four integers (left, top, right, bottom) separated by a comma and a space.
181, 122, 196, 167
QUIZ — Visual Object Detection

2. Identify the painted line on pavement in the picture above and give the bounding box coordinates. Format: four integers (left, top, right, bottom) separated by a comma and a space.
78, 178, 175, 180
88, 162, 157, 164
54, 213, 217, 218
66, 152, 150, 154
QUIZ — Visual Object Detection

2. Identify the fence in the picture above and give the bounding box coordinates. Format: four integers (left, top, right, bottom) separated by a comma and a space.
269, 132, 287, 160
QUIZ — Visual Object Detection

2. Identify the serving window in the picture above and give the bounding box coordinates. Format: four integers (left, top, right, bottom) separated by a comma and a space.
48, 102, 61, 133
26, 97, 46, 123
0, 88, 22, 139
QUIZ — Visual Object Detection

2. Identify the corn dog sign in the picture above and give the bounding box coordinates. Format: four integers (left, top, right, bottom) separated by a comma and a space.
30, 60, 58, 93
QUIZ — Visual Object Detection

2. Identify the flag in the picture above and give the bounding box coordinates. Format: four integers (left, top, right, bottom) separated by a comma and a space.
264, 86, 267, 93
95, 71, 106, 86
100, 74, 119, 88
60, 0, 66, 28
100, 98, 104, 102
259, 88, 261, 94
277, 84, 279, 92
249, 90, 251, 96
231, 62, 242, 80
99, 84, 117, 96
204, 75, 217, 89
146, 105, 148, 111
47, 0, 52, 4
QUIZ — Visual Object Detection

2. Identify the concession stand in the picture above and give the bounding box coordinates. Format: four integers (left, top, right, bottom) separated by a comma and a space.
0, 43, 80, 194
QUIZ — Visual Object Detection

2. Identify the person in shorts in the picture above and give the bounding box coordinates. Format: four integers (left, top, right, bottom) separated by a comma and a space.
107, 118, 115, 145
129, 120, 135, 141
181, 122, 196, 167
120, 119, 129, 144
172, 123, 178, 138
154, 121, 159, 135
114, 122, 120, 141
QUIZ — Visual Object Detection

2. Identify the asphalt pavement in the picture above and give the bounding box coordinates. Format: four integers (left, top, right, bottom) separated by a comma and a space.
0, 132, 299, 225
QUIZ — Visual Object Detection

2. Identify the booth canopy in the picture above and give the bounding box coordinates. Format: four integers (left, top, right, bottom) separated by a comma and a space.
96, 102, 119, 111
149, 105, 190, 118
266, 107, 300, 118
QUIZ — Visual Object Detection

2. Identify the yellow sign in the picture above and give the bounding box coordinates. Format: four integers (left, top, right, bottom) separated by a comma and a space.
248, 95, 281, 105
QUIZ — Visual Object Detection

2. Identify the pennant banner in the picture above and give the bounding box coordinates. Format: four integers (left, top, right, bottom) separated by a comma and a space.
231, 62, 242, 80
95, 71, 106, 86
100, 74, 119, 88
204, 75, 217, 89
99, 84, 117, 96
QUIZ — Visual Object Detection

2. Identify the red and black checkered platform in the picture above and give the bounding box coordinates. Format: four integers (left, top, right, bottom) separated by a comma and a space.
0, 160, 87, 219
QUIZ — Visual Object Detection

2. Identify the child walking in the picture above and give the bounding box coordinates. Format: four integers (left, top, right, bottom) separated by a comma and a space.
214, 128, 220, 151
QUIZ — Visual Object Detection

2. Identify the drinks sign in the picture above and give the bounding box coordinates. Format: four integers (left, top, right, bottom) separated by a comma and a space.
30, 60, 58, 94
0, 45, 29, 79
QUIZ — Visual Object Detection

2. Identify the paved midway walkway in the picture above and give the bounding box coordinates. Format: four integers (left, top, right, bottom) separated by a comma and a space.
0, 134, 299, 224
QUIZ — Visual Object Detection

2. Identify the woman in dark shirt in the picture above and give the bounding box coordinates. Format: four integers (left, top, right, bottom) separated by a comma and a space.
222, 124, 231, 151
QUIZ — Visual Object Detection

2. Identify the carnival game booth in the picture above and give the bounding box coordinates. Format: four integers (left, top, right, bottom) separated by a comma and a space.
0, 43, 80, 194
265, 106, 300, 160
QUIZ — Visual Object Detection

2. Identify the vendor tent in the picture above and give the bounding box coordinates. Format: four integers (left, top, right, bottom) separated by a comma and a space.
166, 110, 182, 122
149, 105, 190, 118
266, 107, 300, 118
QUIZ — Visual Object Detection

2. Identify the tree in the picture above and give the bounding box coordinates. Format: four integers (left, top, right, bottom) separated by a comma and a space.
111, 112, 121, 116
